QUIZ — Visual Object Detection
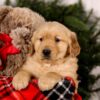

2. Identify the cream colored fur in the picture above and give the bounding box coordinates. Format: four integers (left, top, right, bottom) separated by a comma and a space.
12, 22, 80, 92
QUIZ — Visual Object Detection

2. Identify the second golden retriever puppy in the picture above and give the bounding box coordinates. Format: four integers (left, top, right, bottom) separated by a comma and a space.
12, 22, 80, 92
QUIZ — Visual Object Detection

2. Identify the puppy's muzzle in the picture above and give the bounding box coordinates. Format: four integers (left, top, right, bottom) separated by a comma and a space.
42, 48, 51, 59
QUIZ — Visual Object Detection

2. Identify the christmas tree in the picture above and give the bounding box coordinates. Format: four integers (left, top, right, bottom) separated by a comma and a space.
6, 0, 100, 99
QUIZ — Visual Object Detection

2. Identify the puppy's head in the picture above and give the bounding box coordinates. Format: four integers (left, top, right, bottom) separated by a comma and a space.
31, 22, 80, 63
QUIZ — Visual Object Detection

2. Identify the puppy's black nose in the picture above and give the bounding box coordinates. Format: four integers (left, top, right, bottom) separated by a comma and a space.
42, 48, 51, 57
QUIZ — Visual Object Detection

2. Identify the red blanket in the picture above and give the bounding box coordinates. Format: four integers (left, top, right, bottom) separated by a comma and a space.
0, 76, 82, 100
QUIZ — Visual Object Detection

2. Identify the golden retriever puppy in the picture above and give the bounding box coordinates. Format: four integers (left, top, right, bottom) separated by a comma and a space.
12, 22, 80, 92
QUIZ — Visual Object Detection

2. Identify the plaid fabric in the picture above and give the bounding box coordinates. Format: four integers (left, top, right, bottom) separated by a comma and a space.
43, 78, 75, 100
0, 76, 81, 100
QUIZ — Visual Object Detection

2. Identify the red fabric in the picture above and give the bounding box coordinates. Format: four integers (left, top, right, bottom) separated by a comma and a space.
0, 65, 3, 70
0, 33, 20, 70
74, 93, 82, 100
0, 76, 47, 100
66, 77, 76, 86
0, 76, 82, 100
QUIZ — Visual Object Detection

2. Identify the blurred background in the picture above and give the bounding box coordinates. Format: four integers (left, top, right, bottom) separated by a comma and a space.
0, 0, 100, 100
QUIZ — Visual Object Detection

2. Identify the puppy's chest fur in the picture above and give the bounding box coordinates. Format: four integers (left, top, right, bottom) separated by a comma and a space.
24, 56, 78, 80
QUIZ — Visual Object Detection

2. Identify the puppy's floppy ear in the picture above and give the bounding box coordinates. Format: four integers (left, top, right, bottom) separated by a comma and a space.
29, 35, 35, 55
69, 32, 80, 57
0, 6, 12, 22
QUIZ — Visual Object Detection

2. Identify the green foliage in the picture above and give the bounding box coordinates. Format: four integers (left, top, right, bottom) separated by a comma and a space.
64, 16, 89, 32
6, 0, 100, 99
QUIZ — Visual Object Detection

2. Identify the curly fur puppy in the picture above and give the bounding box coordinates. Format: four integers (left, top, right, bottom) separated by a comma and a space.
12, 22, 80, 92
0, 6, 45, 76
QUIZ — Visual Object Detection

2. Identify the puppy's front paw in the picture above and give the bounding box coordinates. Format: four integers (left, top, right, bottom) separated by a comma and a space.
12, 71, 30, 90
38, 77, 55, 91
38, 73, 62, 91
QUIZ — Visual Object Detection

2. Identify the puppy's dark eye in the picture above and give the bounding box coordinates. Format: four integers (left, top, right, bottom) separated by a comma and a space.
55, 37, 60, 43
39, 37, 43, 41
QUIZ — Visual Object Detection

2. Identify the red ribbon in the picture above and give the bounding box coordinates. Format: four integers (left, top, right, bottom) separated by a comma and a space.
0, 33, 20, 70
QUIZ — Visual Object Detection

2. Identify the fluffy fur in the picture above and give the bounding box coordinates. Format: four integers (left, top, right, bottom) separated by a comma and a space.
0, 6, 45, 76
12, 22, 80, 92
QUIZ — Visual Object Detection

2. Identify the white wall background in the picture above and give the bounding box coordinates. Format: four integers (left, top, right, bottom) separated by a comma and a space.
62, 0, 100, 17
0, 0, 100, 100
0, 0, 15, 6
